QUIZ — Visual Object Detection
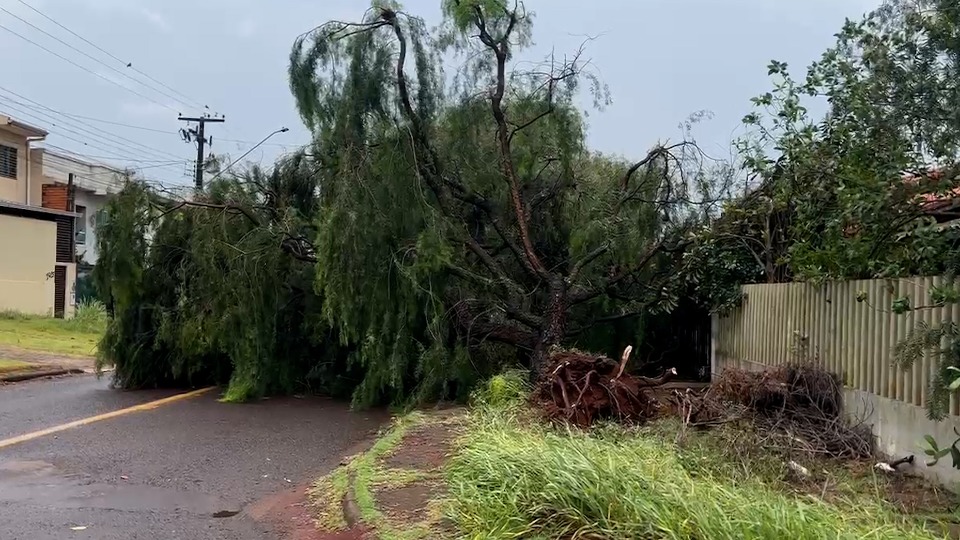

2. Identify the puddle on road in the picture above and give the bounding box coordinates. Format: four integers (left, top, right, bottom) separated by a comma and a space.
0, 459, 242, 518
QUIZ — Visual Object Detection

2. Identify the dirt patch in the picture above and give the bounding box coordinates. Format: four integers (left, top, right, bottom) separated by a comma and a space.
383, 422, 453, 470
376, 482, 439, 523
247, 485, 315, 539
313, 529, 372, 540
249, 483, 376, 540
836, 461, 958, 514
0, 345, 93, 372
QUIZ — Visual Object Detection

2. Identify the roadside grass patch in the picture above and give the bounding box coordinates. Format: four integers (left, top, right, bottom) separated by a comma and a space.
0, 306, 105, 357
446, 405, 945, 540
0, 359, 35, 374
309, 412, 455, 539
647, 417, 957, 517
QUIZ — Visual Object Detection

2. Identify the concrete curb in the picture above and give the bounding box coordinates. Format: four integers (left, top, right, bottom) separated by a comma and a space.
0, 368, 85, 383
341, 472, 362, 528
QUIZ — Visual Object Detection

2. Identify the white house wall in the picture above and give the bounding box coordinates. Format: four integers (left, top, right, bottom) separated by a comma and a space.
73, 190, 106, 264
39, 149, 126, 265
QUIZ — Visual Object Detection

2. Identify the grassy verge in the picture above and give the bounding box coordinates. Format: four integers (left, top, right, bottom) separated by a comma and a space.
445, 376, 948, 540
310, 412, 448, 539
0, 303, 106, 356
0, 359, 36, 374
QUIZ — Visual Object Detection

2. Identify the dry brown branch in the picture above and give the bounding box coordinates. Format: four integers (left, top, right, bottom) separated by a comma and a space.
704, 365, 873, 459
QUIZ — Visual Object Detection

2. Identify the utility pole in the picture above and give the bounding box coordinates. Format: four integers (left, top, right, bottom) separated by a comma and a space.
178, 115, 225, 190
67, 173, 76, 264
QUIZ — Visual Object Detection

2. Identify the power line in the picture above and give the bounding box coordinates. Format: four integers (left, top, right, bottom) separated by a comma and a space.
40, 151, 187, 186
51, 115, 173, 134
0, 86, 176, 135
0, 20, 179, 114
74, 116, 303, 148
42, 160, 184, 180
0, 10, 182, 112
0, 95, 182, 162
39, 142, 142, 171
0, 99, 161, 162
38, 142, 188, 186
42, 162, 189, 193
217, 137, 305, 148
14, 0, 212, 113
0, 86, 183, 161
0, 6, 199, 114
4, 96, 301, 149
0, 100, 187, 172
41, 147, 183, 164
210, 127, 290, 182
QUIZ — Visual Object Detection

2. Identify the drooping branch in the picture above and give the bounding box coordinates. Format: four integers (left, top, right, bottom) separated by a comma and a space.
150, 198, 319, 264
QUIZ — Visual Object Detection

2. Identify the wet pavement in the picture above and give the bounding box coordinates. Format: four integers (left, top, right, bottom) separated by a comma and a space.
0, 375, 388, 539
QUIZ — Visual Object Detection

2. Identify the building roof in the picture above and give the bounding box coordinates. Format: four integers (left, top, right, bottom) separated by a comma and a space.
38, 147, 127, 196
0, 199, 79, 221
0, 114, 47, 138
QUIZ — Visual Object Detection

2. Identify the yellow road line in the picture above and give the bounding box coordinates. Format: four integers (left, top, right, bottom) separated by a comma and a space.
0, 386, 215, 450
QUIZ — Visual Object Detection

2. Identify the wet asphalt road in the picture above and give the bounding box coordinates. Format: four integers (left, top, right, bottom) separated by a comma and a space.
0, 375, 387, 540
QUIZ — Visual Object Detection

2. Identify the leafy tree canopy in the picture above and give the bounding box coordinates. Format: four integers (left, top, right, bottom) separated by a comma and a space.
289, 0, 725, 397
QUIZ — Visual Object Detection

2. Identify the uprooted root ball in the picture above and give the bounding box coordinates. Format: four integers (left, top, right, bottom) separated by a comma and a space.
532, 347, 676, 427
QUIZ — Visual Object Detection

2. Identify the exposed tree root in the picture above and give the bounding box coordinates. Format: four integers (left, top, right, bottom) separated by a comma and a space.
533, 346, 676, 427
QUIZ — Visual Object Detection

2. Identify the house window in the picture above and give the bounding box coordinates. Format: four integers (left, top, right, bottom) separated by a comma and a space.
0, 144, 16, 179
75, 204, 87, 245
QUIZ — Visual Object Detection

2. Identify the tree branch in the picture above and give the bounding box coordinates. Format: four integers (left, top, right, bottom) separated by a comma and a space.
568, 243, 609, 284
569, 239, 675, 305
565, 305, 650, 337
471, 5, 550, 281
450, 298, 537, 350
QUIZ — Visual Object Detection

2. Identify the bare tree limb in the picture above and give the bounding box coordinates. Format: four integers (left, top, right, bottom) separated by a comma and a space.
471, 5, 550, 281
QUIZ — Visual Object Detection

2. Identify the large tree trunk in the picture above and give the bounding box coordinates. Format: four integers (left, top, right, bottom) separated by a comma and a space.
531, 280, 568, 377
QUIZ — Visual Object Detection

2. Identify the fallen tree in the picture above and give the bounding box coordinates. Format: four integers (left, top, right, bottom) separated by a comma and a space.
290, 0, 731, 395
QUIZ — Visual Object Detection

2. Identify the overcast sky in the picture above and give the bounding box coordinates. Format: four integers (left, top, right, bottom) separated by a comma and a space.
1, 0, 879, 186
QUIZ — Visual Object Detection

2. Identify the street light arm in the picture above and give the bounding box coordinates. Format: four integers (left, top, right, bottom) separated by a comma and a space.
208, 127, 290, 183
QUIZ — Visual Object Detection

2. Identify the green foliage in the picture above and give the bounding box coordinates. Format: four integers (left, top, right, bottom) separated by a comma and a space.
65, 299, 108, 334
894, 320, 960, 421
689, 0, 960, 311
447, 406, 937, 539
471, 370, 529, 408
290, 0, 720, 386
94, 161, 359, 400
73, 270, 97, 305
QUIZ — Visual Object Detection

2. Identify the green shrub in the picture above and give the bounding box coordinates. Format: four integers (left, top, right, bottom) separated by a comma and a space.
65, 299, 108, 333
472, 370, 529, 408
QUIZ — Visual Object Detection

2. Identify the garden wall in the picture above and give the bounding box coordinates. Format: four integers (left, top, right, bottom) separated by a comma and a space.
712, 277, 960, 485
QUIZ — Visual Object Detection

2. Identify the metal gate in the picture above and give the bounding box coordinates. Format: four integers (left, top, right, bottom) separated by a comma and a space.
54, 265, 66, 319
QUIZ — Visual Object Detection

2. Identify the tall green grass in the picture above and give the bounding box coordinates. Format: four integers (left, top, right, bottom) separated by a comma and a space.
446, 407, 938, 540
64, 299, 108, 333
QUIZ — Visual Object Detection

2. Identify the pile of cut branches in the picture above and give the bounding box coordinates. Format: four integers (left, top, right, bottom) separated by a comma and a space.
671, 364, 873, 459
532, 346, 677, 427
